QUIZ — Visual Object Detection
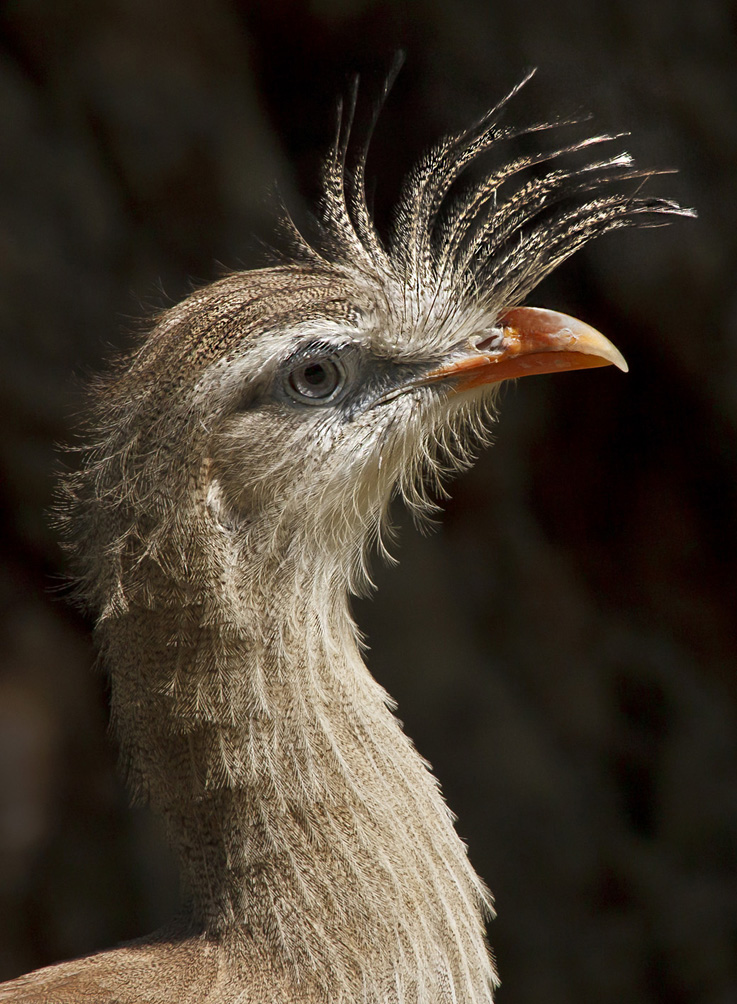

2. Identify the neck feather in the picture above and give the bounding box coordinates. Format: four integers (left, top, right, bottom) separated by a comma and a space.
99, 505, 496, 1002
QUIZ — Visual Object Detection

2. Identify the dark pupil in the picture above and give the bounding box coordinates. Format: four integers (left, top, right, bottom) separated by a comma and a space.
303, 363, 327, 386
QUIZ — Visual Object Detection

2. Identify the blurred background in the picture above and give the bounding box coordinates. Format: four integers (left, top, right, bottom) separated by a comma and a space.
0, 1, 735, 1002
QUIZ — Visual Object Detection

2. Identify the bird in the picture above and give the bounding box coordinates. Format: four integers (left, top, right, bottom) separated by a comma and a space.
0, 72, 692, 1004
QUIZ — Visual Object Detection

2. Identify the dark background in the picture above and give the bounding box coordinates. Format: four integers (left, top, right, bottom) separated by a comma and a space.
0, 2, 735, 1002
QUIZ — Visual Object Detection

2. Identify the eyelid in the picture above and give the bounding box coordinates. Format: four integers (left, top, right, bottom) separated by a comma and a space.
285, 339, 355, 366
281, 342, 359, 387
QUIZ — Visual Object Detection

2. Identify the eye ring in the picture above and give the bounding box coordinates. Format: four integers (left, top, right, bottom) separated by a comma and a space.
285, 354, 347, 405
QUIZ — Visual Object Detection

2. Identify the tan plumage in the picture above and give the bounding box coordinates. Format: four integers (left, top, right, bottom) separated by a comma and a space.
0, 75, 692, 1003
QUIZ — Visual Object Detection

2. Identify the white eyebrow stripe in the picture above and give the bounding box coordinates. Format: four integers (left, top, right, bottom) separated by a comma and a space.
191, 321, 363, 406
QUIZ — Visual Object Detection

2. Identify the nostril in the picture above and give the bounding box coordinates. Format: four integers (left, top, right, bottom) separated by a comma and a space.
473, 330, 504, 353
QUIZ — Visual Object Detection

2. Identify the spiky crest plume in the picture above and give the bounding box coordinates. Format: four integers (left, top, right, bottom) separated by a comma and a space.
314, 66, 692, 327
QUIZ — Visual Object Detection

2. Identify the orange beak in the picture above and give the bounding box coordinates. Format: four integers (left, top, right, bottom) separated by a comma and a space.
424, 307, 628, 392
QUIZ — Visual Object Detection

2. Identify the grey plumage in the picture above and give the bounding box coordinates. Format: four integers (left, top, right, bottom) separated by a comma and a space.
0, 76, 692, 1003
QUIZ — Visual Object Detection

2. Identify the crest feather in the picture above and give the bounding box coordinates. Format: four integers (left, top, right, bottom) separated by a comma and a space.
317, 68, 695, 319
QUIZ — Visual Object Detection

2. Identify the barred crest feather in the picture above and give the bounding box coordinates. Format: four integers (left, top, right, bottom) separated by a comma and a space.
315, 67, 692, 324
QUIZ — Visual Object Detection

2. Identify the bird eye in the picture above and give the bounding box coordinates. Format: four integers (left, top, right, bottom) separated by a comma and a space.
286, 354, 346, 405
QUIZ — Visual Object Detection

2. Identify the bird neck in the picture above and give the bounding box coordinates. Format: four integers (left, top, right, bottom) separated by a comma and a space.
100, 514, 495, 1002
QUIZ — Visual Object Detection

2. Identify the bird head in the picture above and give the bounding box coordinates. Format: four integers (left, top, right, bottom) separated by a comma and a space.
66, 75, 693, 614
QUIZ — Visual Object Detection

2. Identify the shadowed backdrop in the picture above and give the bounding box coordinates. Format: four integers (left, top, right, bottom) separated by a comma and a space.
0, 2, 735, 1003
